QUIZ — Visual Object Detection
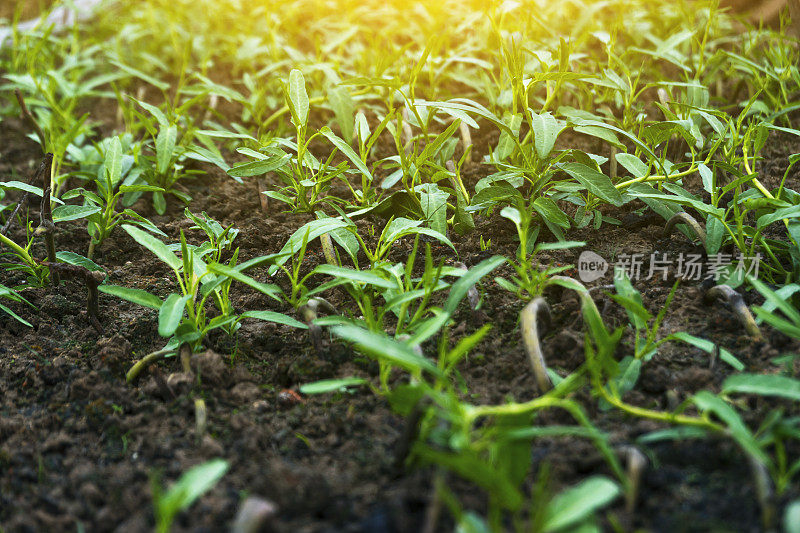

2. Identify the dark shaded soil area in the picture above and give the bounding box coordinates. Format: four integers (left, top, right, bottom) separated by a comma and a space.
2, 112, 800, 533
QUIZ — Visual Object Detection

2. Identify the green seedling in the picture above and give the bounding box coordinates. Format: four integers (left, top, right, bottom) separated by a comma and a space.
750, 276, 800, 340
0, 282, 34, 326
151, 459, 229, 533
495, 203, 583, 300
63, 134, 165, 258
127, 98, 201, 214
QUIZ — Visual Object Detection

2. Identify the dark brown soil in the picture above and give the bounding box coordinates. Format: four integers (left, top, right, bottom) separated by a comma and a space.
2, 109, 800, 533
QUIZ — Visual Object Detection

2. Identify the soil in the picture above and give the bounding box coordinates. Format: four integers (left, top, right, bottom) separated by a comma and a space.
2, 105, 800, 533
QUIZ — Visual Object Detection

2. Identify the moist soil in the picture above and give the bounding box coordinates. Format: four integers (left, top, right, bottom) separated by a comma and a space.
1, 111, 800, 533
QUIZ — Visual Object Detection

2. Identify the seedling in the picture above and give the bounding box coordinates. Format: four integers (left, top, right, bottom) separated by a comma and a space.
64, 134, 164, 258
495, 203, 583, 300
0, 282, 34, 326
151, 459, 229, 533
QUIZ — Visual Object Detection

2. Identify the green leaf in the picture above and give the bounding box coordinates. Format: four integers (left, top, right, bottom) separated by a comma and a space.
382, 217, 456, 254
0, 302, 32, 327
105, 135, 123, 186
530, 111, 563, 159
613, 269, 648, 329
122, 225, 182, 271
692, 391, 769, 465
573, 119, 665, 174
615, 153, 648, 178
56, 251, 104, 272
130, 96, 169, 127
328, 86, 355, 141
269, 218, 353, 275
705, 215, 724, 255
757, 205, 800, 229
542, 476, 620, 532
0, 181, 63, 203
574, 125, 624, 149
698, 163, 714, 193
560, 163, 624, 206
417, 182, 449, 235
156, 459, 229, 530
194, 129, 257, 142
415, 99, 514, 137
206, 264, 282, 301
288, 69, 309, 128
668, 332, 743, 370
410, 256, 506, 344
414, 445, 523, 511
158, 293, 189, 337
156, 125, 178, 176
722, 374, 800, 402
313, 264, 397, 289
299, 377, 367, 394
111, 60, 170, 92
52, 205, 101, 223
532, 197, 570, 229
99, 285, 162, 310
319, 126, 373, 183
227, 154, 291, 178
240, 310, 308, 329
332, 325, 443, 378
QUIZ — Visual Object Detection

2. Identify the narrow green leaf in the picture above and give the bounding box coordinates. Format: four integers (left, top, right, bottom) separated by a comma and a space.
288, 69, 309, 127
319, 126, 372, 182
99, 285, 162, 310
52, 205, 101, 223
723, 374, 800, 402
156, 125, 178, 176
668, 332, 743, 370
227, 154, 291, 178
313, 264, 397, 289
240, 310, 308, 329
105, 135, 123, 186
299, 377, 367, 394
543, 477, 620, 533
328, 86, 355, 141
159, 459, 229, 520
692, 391, 769, 465
56, 251, 104, 272
332, 325, 442, 377
122, 225, 181, 271
206, 263, 282, 301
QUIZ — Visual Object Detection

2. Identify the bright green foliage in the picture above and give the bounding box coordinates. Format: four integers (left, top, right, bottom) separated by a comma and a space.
151, 459, 229, 533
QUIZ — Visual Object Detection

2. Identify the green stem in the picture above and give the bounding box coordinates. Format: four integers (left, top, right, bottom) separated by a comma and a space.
0, 232, 35, 265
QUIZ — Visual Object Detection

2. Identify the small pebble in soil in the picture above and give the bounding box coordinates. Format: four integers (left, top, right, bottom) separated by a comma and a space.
277, 389, 303, 409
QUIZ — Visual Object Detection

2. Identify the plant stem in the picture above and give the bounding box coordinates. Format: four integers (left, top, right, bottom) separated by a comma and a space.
126, 347, 177, 383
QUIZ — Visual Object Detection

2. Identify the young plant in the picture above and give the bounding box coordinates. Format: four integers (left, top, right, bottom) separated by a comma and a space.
100, 216, 255, 377
0, 199, 51, 288
127, 98, 201, 214
0, 282, 34, 327
495, 202, 582, 301
151, 459, 229, 533
64, 134, 166, 258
